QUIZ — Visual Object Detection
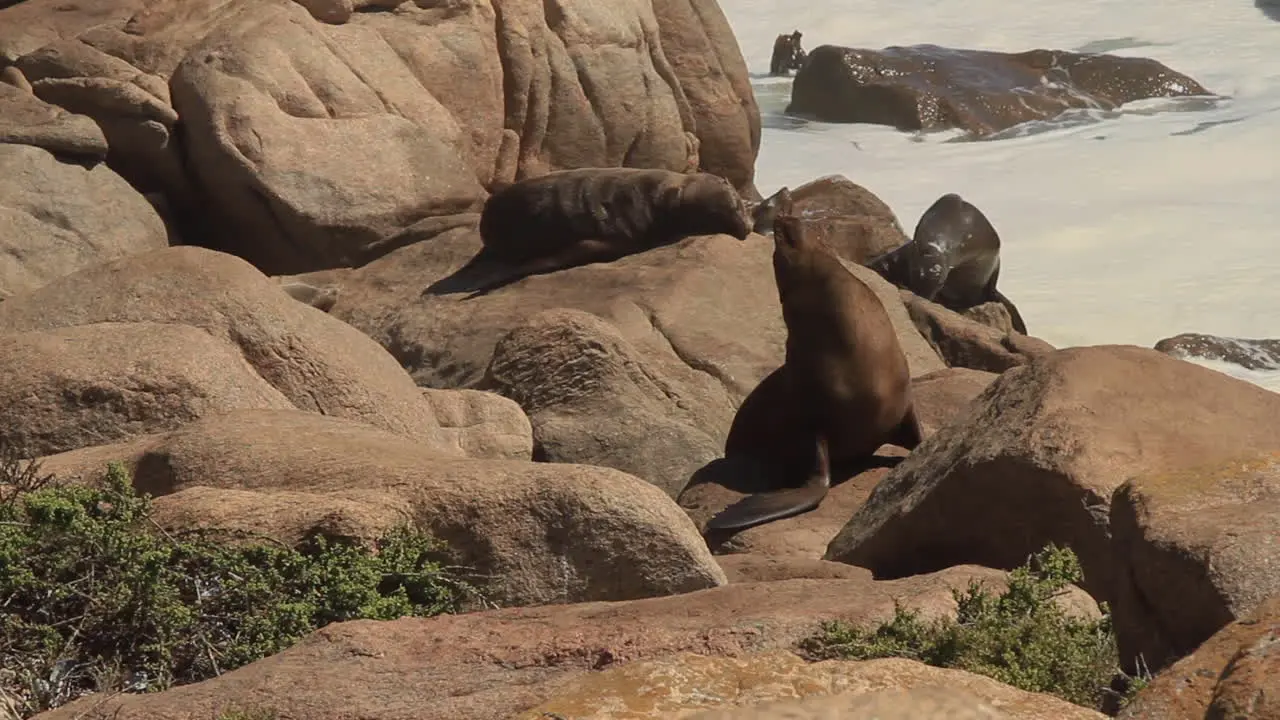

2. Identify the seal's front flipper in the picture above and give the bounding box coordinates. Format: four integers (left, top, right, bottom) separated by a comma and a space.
466, 238, 619, 298
889, 406, 925, 451
982, 265, 1029, 335
704, 436, 829, 533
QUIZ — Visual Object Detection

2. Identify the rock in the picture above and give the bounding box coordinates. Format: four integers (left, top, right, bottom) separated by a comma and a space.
650, 0, 762, 196
1120, 596, 1280, 720
481, 308, 729, 497
752, 174, 909, 264
0, 322, 295, 455
910, 367, 999, 438
0, 78, 107, 158
0, 143, 168, 299
522, 651, 1106, 720
1, 0, 761, 275
0, 246, 480, 455
716, 554, 873, 583
40, 407, 726, 608
824, 345, 1280, 602
420, 387, 534, 462
1154, 331, 1280, 371
789, 44, 1211, 137
903, 290, 1056, 373
1110, 453, 1280, 672
32, 566, 1037, 720
299, 229, 941, 470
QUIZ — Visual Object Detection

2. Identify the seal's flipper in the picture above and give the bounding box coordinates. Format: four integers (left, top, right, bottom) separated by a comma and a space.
990, 287, 1028, 335
705, 436, 829, 533
466, 238, 621, 298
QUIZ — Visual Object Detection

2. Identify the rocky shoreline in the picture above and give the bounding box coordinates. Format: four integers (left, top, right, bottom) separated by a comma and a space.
2, 0, 1276, 718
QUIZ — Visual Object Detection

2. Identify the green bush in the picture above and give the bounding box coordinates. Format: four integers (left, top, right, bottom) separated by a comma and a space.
799, 544, 1140, 712
0, 449, 480, 719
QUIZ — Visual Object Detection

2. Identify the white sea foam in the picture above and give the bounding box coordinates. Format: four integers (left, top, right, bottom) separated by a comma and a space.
722, 0, 1280, 391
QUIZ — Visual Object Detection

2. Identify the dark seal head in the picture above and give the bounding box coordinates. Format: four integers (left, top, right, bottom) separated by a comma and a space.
706, 189, 923, 533
770, 31, 808, 76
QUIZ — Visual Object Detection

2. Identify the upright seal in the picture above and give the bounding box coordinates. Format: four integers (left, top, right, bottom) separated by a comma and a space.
706, 189, 924, 532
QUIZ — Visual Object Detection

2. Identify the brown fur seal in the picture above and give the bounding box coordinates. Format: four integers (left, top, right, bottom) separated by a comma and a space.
867, 193, 1027, 334
770, 31, 808, 76
463, 168, 751, 295
706, 189, 923, 532
279, 281, 339, 312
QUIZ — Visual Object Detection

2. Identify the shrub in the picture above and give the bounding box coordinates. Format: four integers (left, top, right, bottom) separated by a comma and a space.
798, 544, 1140, 712
0, 447, 479, 719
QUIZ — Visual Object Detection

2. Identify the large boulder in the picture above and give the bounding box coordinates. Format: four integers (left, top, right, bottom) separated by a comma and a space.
753, 174, 909, 264
39, 408, 727, 608
0, 0, 760, 274
902, 290, 1056, 373
1109, 454, 1280, 672
32, 566, 1036, 720
0, 246, 486, 455
0, 142, 167, 299
0, 77, 106, 158
789, 44, 1211, 137
649, 0, 761, 197
521, 651, 1106, 720
1119, 596, 1280, 720
298, 229, 942, 495
824, 346, 1280, 604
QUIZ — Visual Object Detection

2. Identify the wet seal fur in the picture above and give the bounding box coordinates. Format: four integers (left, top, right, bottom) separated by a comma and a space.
438, 168, 752, 297
705, 189, 924, 533
770, 31, 808, 76
868, 192, 1027, 333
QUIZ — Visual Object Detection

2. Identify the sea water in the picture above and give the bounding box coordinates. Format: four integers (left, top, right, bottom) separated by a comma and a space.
720, 0, 1280, 391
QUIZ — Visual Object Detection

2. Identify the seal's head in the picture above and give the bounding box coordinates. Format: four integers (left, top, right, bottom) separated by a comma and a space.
675, 174, 751, 240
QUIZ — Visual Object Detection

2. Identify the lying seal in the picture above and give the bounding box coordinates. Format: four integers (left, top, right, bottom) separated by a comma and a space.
279, 281, 339, 312
706, 190, 924, 532
463, 168, 752, 295
770, 31, 808, 76
868, 193, 1027, 334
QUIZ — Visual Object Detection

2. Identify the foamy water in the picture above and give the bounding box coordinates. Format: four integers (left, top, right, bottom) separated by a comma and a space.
720, 1, 1280, 391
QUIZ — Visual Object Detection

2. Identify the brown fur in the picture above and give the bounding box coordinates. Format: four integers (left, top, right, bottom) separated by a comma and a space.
466, 168, 751, 295
770, 31, 807, 76
707, 189, 923, 532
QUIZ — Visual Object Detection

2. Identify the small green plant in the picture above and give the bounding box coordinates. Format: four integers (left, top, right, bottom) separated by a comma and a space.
799, 544, 1130, 711
215, 707, 278, 720
0, 445, 480, 719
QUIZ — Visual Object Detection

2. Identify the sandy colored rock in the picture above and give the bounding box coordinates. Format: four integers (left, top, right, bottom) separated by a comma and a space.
756, 174, 909, 263
1110, 453, 1280, 672
0, 322, 294, 455
1120, 596, 1280, 720
481, 308, 730, 497
0, 246, 474, 455
34, 566, 1038, 720
903, 290, 1055, 373
825, 345, 1280, 602
39, 408, 725, 608
420, 387, 533, 462
521, 651, 1104, 720
650, 0, 761, 195
0, 143, 167, 299
716, 554, 873, 584
0, 78, 106, 157
910, 367, 999, 438
691, 685, 1016, 720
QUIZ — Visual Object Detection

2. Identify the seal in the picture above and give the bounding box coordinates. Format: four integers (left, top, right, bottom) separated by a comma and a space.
867, 192, 1027, 334
770, 31, 808, 76
464, 168, 752, 295
706, 189, 924, 532
279, 281, 339, 312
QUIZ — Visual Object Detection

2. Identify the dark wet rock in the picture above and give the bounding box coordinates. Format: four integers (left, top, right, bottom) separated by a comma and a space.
1154, 332, 1280, 371
788, 44, 1211, 137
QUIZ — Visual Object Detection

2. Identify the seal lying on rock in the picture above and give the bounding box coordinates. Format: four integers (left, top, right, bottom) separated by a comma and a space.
279, 281, 339, 312
459, 168, 752, 295
868, 193, 1028, 334
706, 190, 924, 533
770, 31, 808, 76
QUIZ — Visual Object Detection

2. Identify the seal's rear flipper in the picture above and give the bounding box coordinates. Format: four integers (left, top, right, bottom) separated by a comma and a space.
704, 436, 829, 533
